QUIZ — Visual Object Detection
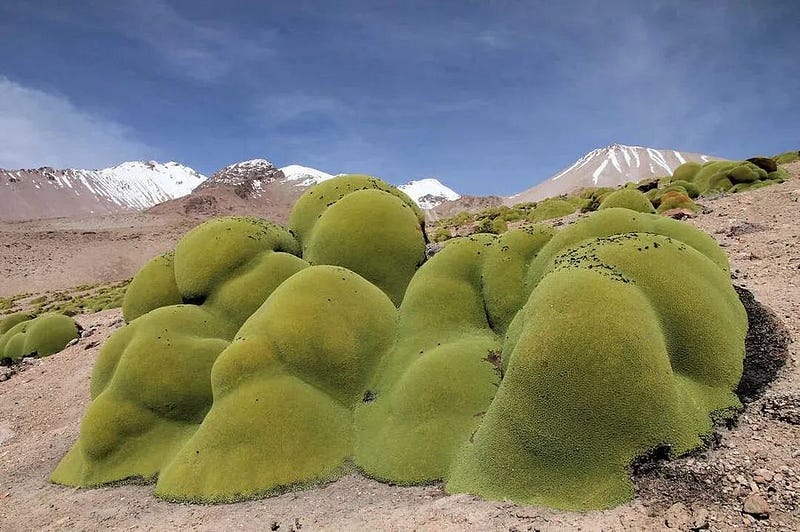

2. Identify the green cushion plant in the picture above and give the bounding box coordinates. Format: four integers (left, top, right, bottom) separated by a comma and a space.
53, 178, 748, 511
597, 188, 656, 213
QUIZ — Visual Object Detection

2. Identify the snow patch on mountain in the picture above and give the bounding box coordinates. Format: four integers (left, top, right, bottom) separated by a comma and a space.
279, 164, 335, 187
2, 161, 205, 209
398, 178, 461, 209
95, 161, 206, 207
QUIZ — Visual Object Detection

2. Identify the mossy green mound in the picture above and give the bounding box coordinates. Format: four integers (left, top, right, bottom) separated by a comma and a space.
598, 188, 656, 213
656, 190, 698, 214
54, 180, 747, 511
288, 174, 424, 245
0, 311, 34, 335
672, 161, 703, 182
51, 305, 233, 487
290, 175, 426, 305
0, 313, 78, 361
448, 230, 744, 508
155, 266, 396, 501
664, 180, 700, 198
526, 197, 584, 222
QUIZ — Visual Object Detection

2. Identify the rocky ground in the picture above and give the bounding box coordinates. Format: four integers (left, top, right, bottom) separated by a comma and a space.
0, 164, 798, 531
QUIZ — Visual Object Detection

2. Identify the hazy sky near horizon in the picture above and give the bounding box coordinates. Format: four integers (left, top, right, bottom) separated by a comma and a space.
1, 0, 797, 195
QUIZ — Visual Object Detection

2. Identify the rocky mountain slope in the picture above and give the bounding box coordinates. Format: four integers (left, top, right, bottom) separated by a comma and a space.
0, 161, 206, 222
508, 144, 719, 204
149, 159, 340, 222
151, 159, 460, 221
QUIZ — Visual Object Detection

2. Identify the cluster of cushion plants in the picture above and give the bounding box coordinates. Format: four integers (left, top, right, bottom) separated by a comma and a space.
52, 175, 748, 510
432, 152, 795, 240
0, 312, 78, 362
670, 157, 789, 195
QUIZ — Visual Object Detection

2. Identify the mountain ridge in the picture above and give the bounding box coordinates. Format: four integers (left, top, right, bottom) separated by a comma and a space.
1, 144, 720, 223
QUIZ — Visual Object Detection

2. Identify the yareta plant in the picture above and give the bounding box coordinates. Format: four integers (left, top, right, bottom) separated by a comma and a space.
671, 159, 786, 195
0, 312, 78, 361
52, 176, 747, 510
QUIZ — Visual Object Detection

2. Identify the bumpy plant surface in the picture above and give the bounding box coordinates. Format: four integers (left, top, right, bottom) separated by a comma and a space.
52, 175, 747, 510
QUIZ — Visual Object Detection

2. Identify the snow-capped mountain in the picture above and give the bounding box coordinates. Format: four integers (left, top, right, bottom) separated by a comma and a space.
508, 144, 720, 204
0, 161, 206, 222
398, 178, 461, 209
0, 154, 460, 222
200, 159, 459, 209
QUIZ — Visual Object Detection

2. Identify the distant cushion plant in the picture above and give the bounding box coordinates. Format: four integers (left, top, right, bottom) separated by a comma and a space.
53, 176, 747, 511
597, 188, 655, 213
772, 150, 799, 165
671, 159, 780, 195
0, 312, 78, 361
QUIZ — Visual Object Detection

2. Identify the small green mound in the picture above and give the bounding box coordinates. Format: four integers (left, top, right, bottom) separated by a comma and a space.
664, 179, 700, 198
0, 313, 78, 361
768, 167, 789, 182
51, 305, 234, 487
773, 150, 799, 165
0, 311, 34, 335
672, 161, 703, 182
656, 190, 698, 214
598, 188, 655, 213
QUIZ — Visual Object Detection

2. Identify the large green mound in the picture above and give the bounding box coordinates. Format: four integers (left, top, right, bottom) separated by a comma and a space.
53, 177, 748, 510
0, 312, 78, 362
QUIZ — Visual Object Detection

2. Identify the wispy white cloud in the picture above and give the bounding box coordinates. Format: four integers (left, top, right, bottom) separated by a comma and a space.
115, 0, 276, 82
254, 93, 347, 124
0, 77, 154, 169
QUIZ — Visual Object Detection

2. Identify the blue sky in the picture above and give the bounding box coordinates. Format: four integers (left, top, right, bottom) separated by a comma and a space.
0, 1, 797, 195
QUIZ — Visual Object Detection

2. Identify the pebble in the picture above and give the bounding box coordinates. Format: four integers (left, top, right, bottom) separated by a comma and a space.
691, 507, 710, 530
753, 468, 774, 484
664, 502, 690, 529
742, 493, 770, 518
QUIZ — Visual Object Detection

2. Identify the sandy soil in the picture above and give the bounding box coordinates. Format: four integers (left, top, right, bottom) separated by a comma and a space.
0, 213, 202, 297
0, 164, 798, 531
